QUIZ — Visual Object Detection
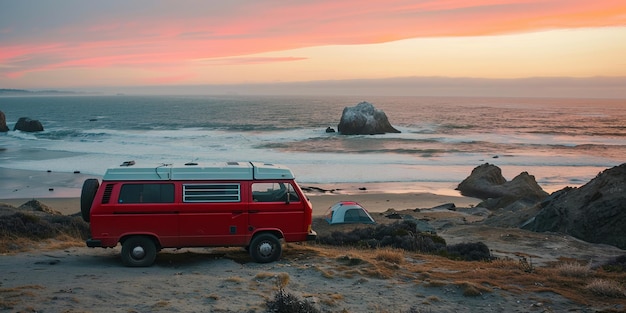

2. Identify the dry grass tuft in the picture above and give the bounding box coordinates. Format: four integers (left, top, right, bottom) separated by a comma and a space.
0, 285, 41, 310
375, 248, 404, 264
455, 281, 490, 297
423, 279, 448, 288
224, 276, 245, 284
518, 257, 534, 273
557, 261, 592, 278
336, 254, 365, 266
585, 279, 626, 298
152, 300, 170, 308
276, 272, 291, 289
254, 272, 290, 288
320, 293, 345, 306
312, 266, 335, 279
425, 295, 441, 303
206, 293, 220, 300
254, 272, 275, 280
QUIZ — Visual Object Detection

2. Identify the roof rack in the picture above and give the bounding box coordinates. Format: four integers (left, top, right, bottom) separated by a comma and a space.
103, 161, 295, 181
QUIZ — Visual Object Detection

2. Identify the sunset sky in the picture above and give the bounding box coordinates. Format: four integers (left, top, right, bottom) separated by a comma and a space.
1, 1, 625, 96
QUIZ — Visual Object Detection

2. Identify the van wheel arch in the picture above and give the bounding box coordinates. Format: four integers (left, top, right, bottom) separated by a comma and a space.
80, 179, 99, 222
249, 232, 283, 263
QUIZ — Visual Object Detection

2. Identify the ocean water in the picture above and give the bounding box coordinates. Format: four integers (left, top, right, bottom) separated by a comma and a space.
1, 95, 624, 195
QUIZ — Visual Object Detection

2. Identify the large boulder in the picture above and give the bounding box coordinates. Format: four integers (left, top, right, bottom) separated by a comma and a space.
457, 163, 548, 209
522, 163, 626, 249
337, 101, 400, 135
13, 117, 44, 132
0, 111, 8, 132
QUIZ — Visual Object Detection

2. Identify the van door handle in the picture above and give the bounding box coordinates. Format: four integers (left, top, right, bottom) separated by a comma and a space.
249, 210, 260, 214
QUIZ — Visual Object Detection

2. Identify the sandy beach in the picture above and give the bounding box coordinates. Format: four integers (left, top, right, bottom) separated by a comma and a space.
1, 167, 625, 312
0, 167, 481, 216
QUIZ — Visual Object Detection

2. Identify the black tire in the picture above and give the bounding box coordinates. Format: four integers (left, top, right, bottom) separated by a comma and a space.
121, 236, 157, 267
80, 179, 99, 222
249, 233, 282, 263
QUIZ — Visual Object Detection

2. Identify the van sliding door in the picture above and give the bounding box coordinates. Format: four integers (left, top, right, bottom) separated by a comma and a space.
178, 183, 248, 246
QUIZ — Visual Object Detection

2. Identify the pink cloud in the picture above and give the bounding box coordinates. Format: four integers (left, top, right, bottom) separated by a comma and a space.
198, 57, 308, 66
1, 0, 625, 82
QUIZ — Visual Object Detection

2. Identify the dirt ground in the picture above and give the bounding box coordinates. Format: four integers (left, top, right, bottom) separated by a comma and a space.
1, 199, 626, 312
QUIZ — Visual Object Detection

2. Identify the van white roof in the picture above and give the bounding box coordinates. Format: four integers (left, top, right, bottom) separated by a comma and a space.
102, 161, 295, 181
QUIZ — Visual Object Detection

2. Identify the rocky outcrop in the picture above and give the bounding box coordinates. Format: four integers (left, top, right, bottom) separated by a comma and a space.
18, 199, 62, 216
523, 163, 626, 249
457, 163, 547, 200
457, 163, 548, 209
0, 111, 8, 132
337, 102, 400, 135
13, 117, 44, 132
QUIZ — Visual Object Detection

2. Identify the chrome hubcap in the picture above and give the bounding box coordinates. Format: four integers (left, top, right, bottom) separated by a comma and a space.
131, 246, 145, 259
259, 242, 273, 257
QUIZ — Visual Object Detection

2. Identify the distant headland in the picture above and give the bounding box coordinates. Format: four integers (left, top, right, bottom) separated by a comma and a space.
0, 88, 79, 96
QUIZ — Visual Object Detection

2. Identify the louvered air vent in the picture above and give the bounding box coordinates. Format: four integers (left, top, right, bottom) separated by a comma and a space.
101, 184, 115, 204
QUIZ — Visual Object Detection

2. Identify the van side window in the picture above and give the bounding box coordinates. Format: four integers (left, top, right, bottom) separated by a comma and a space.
252, 183, 300, 202
183, 184, 240, 202
119, 183, 174, 204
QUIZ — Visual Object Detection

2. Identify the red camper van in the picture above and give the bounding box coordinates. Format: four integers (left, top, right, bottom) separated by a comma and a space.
80, 161, 317, 267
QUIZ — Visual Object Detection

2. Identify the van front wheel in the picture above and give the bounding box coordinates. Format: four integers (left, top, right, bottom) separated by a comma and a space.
121, 236, 157, 267
249, 233, 282, 263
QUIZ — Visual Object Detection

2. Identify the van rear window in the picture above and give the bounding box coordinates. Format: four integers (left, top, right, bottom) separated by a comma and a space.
183, 184, 241, 202
119, 183, 174, 204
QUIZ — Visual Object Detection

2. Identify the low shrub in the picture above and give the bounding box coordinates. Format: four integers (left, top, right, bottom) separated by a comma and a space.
585, 279, 626, 298
266, 288, 320, 313
317, 221, 447, 253
0, 212, 90, 241
445, 242, 492, 261
602, 254, 626, 273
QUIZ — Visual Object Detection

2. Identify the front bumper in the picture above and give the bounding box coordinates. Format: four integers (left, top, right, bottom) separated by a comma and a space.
306, 230, 318, 241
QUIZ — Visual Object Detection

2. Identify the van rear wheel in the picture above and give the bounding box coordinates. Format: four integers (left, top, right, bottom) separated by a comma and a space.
249, 233, 282, 263
121, 236, 157, 267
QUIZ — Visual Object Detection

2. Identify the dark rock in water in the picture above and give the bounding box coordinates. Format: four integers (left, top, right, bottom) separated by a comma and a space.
523, 163, 626, 249
13, 117, 44, 132
457, 163, 548, 209
325, 127, 335, 133
0, 111, 9, 132
337, 101, 400, 135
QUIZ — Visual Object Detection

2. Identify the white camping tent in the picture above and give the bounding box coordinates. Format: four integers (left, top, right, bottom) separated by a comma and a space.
324, 201, 376, 225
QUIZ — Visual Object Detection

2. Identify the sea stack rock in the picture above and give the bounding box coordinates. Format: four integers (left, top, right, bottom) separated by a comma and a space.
337, 101, 400, 135
523, 163, 626, 249
457, 163, 548, 209
0, 111, 8, 132
13, 117, 44, 132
